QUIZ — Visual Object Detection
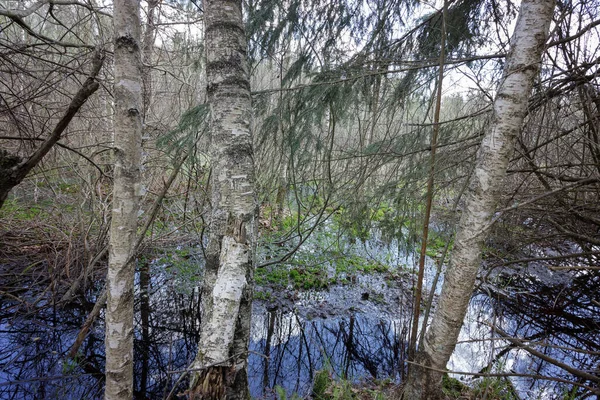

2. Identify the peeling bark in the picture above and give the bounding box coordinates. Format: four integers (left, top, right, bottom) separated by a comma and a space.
188, 0, 256, 398
105, 0, 143, 398
402, 0, 555, 398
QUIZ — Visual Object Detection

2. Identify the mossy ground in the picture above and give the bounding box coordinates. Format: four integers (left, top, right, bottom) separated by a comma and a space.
275, 372, 521, 400
254, 253, 392, 294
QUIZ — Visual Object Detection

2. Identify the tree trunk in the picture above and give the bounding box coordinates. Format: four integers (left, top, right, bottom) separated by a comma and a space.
105, 0, 143, 397
139, 261, 151, 398
142, 0, 158, 118
408, 0, 447, 364
402, 0, 555, 398
188, 0, 256, 398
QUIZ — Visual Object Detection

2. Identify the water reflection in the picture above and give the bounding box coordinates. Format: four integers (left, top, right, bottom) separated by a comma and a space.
0, 258, 598, 398
248, 310, 405, 398
0, 275, 405, 400
0, 292, 105, 399
477, 271, 600, 398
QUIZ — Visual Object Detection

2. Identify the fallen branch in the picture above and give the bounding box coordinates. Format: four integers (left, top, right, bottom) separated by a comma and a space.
66, 289, 107, 359
0, 50, 104, 208
404, 360, 600, 394
0, 372, 103, 387
488, 323, 600, 385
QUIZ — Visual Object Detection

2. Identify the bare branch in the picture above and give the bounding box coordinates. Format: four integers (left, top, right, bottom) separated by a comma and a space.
489, 323, 600, 385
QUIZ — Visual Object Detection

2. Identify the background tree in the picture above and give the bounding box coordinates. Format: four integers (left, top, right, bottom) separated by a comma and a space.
0, 0, 110, 208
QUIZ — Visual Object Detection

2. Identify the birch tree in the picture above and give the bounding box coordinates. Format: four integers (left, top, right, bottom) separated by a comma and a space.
402, 0, 556, 398
104, 0, 143, 398
188, 0, 256, 397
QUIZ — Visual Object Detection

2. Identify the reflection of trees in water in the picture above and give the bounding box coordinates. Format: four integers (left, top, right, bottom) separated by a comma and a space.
0, 289, 106, 399
131, 270, 201, 398
2, 259, 597, 399
3, 268, 405, 399
481, 271, 600, 397
248, 310, 405, 397
0, 266, 203, 400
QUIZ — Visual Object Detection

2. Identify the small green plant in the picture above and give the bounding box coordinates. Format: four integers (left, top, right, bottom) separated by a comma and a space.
253, 290, 271, 300
425, 233, 453, 259
471, 376, 519, 400
357, 261, 389, 274
158, 248, 202, 293
0, 198, 49, 221
62, 357, 79, 374
313, 369, 332, 399
370, 292, 386, 305
311, 368, 393, 399
561, 385, 579, 400
255, 266, 288, 287
274, 385, 303, 400
442, 374, 466, 398
58, 182, 80, 194
279, 213, 299, 231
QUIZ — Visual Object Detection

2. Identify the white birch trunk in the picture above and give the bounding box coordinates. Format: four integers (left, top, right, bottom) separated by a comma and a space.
105, 0, 142, 397
188, 0, 256, 398
403, 0, 555, 398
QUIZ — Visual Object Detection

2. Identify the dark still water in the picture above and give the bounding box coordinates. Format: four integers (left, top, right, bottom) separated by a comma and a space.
248, 311, 404, 398
1, 256, 598, 399
0, 257, 407, 400
0, 305, 403, 399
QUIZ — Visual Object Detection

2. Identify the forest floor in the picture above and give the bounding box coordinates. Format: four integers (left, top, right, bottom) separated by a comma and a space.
1, 195, 592, 400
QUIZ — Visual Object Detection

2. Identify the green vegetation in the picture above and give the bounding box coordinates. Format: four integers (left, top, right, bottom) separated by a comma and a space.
425, 233, 453, 259
280, 213, 299, 231
255, 252, 391, 292
275, 386, 303, 400
333, 202, 398, 242
255, 263, 331, 291
253, 290, 272, 300
57, 182, 80, 194
0, 198, 50, 221
61, 356, 80, 375
274, 372, 527, 400
312, 369, 332, 399
470, 377, 519, 400
441, 374, 520, 400
442, 374, 467, 398
157, 247, 202, 293
276, 369, 394, 400
255, 200, 400, 294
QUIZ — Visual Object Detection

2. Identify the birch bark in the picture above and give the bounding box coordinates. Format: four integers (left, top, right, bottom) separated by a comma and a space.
104, 0, 142, 397
188, 0, 256, 398
402, 0, 555, 398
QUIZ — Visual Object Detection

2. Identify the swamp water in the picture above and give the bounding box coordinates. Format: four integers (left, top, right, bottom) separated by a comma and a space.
0, 229, 598, 399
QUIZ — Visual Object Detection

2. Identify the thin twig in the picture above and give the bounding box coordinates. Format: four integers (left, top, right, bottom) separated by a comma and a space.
164, 351, 263, 400
404, 360, 600, 394
0, 372, 103, 387
487, 323, 600, 385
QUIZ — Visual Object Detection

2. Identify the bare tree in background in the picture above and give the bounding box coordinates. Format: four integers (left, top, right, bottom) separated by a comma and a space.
0, 0, 108, 208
